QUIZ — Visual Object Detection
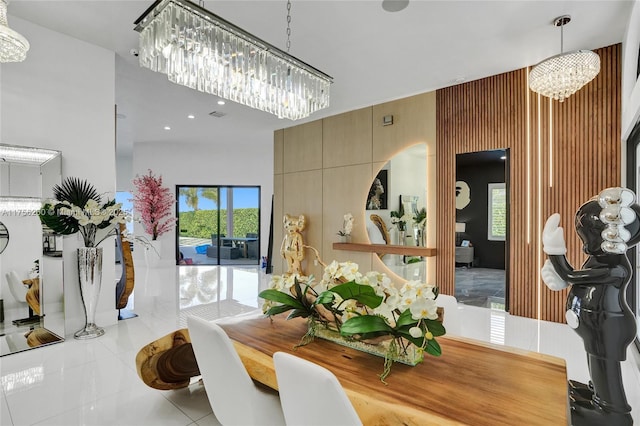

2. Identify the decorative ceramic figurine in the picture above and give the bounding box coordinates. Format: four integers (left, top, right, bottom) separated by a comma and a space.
542, 187, 640, 426
281, 214, 306, 276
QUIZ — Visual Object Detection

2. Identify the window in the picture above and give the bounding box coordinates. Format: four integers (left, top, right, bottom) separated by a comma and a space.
176, 185, 260, 265
488, 183, 506, 241
115, 192, 134, 235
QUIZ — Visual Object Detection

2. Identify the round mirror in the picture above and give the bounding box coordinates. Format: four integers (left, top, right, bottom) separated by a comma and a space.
0, 221, 8, 254
365, 143, 427, 280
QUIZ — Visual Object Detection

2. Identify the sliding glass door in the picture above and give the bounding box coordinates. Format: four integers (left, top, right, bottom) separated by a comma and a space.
176, 185, 260, 266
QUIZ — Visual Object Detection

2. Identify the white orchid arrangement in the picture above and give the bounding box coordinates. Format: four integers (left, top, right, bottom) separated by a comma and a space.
39, 177, 129, 248
390, 211, 413, 232
57, 199, 128, 247
337, 213, 354, 236
260, 260, 445, 381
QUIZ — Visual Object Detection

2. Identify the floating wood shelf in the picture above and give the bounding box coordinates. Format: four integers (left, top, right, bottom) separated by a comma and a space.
333, 242, 436, 257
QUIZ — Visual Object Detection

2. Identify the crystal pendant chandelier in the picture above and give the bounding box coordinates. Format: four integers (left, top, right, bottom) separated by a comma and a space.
529, 15, 600, 102
0, 0, 30, 63
134, 0, 332, 120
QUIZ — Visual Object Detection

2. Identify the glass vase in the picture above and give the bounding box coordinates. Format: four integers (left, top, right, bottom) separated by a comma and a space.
74, 247, 105, 339
421, 223, 427, 247
398, 230, 405, 246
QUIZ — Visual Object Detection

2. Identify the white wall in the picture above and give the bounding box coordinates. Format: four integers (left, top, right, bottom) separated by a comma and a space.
132, 138, 274, 263
622, 0, 640, 143
116, 153, 134, 192
0, 16, 117, 335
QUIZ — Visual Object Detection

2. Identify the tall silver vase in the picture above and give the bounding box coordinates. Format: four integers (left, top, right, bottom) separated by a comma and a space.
74, 247, 105, 339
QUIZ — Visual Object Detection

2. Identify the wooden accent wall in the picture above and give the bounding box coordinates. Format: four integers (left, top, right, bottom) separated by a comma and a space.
274, 93, 437, 281
436, 44, 622, 322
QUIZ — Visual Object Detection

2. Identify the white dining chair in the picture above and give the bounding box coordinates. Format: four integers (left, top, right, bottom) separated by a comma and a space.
186, 315, 285, 426
5, 271, 36, 325
436, 294, 461, 335
273, 352, 362, 426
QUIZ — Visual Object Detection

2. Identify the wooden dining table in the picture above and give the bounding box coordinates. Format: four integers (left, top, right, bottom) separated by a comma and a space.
219, 316, 569, 426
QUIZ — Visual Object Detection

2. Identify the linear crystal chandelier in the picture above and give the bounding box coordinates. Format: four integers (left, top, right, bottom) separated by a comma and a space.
134, 0, 332, 120
529, 15, 600, 102
0, 0, 30, 63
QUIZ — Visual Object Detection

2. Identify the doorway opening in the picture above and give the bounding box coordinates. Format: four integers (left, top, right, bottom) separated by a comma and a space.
455, 149, 509, 310
626, 120, 640, 351
176, 186, 260, 266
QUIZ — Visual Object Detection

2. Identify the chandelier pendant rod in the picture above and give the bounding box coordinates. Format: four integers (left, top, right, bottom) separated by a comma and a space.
560, 20, 563, 54
554, 15, 571, 54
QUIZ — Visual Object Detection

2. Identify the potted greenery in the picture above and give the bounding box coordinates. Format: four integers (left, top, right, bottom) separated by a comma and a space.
39, 177, 127, 339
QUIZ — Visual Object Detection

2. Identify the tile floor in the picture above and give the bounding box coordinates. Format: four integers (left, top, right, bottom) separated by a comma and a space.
1, 264, 639, 425
454, 266, 506, 308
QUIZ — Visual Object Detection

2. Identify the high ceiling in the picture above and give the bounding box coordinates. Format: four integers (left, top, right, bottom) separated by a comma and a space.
7, 1, 634, 158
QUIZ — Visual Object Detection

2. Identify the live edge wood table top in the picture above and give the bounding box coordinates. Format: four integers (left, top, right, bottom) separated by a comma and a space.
219, 316, 568, 426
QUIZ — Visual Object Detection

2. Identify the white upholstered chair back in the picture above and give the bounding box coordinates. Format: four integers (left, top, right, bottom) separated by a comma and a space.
6, 271, 28, 305
187, 315, 285, 425
273, 351, 362, 426
437, 294, 461, 335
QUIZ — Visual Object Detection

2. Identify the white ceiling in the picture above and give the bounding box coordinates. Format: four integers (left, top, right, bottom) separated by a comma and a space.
7, 0, 634, 158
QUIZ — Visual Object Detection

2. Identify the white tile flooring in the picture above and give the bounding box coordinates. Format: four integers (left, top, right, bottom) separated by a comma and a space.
1, 264, 639, 425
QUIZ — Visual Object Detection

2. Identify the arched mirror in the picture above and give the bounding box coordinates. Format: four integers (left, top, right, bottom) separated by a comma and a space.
365, 143, 427, 281
0, 221, 8, 254
0, 144, 64, 356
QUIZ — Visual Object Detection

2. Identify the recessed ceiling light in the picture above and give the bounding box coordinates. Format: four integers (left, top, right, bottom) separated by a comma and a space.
382, 0, 409, 12
187, 114, 195, 119
217, 100, 226, 105
164, 126, 171, 130
500, 155, 507, 160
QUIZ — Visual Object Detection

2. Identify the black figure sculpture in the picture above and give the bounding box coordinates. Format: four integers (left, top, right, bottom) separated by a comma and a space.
542, 187, 640, 426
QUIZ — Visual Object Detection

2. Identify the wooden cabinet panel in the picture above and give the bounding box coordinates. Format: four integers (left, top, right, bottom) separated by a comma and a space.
274, 129, 284, 175
373, 92, 436, 163
322, 164, 373, 272
283, 120, 323, 173
283, 170, 324, 278
323, 107, 372, 168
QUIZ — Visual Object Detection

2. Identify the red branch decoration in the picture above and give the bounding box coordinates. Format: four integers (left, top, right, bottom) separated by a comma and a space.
131, 170, 175, 240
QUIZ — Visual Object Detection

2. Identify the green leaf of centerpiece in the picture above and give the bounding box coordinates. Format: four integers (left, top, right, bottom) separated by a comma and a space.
264, 304, 295, 317
258, 289, 305, 310
425, 338, 442, 356
340, 315, 393, 338
314, 291, 335, 306
330, 281, 384, 308
287, 309, 311, 320
395, 309, 417, 328
425, 319, 446, 337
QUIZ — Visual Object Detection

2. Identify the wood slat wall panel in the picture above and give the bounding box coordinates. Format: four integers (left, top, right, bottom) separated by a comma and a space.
436, 44, 621, 322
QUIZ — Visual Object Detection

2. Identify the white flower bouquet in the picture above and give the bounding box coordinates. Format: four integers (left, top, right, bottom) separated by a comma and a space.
260, 259, 446, 381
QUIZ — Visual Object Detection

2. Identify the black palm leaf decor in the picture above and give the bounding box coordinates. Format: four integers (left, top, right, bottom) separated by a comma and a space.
38, 177, 126, 247
39, 177, 99, 236
53, 177, 100, 207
